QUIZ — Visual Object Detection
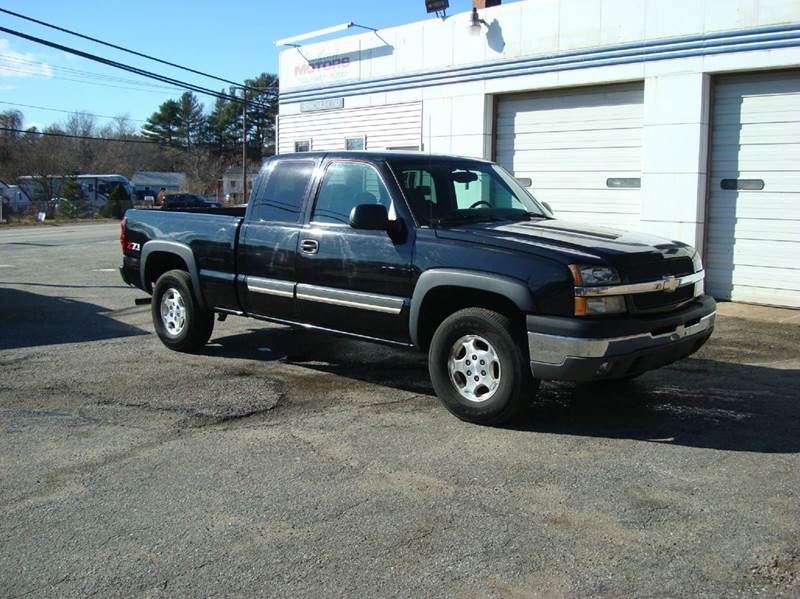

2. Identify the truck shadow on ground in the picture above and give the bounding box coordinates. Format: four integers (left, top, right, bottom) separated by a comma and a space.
0, 287, 147, 350
208, 326, 800, 454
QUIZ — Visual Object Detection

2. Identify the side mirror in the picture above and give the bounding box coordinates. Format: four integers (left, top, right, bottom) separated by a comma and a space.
349, 203, 389, 230
541, 201, 553, 215
515, 177, 532, 188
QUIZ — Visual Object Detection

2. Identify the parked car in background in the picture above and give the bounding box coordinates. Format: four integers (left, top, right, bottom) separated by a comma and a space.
158, 193, 221, 210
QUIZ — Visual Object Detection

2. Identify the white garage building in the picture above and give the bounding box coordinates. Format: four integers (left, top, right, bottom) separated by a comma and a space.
276, 0, 800, 308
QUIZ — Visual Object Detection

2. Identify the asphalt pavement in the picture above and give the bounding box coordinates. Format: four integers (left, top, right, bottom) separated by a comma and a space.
0, 222, 798, 598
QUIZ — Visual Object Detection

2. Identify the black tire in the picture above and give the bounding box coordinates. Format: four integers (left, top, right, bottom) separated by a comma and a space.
428, 308, 538, 426
151, 269, 214, 352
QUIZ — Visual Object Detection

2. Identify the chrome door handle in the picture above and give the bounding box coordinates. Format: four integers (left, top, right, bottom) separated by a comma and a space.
300, 239, 319, 254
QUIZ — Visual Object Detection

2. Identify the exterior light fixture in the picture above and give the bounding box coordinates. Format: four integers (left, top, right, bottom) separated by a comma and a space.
469, 7, 488, 35
274, 22, 377, 47
425, 0, 449, 17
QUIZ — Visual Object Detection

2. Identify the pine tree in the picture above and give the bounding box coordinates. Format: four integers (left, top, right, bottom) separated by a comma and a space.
176, 92, 205, 147
142, 100, 181, 145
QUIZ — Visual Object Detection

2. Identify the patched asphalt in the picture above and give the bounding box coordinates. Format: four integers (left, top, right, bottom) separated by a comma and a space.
0, 223, 798, 598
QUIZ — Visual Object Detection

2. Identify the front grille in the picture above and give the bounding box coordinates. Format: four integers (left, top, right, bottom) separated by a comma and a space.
625, 258, 695, 313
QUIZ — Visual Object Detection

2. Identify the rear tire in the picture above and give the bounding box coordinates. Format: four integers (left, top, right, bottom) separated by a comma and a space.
151, 269, 214, 352
428, 308, 538, 426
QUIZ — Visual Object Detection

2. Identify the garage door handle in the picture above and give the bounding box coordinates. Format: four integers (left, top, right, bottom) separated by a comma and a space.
300, 239, 319, 254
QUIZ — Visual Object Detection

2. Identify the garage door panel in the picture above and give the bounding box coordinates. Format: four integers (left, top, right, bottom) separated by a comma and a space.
709, 174, 800, 193
707, 238, 800, 269
707, 71, 800, 307
706, 264, 800, 290
503, 147, 641, 169
710, 122, 800, 145
711, 144, 800, 170
496, 131, 643, 151
555, 210, 641, 229
520, 172, 640, 190
495, 83, 643, 230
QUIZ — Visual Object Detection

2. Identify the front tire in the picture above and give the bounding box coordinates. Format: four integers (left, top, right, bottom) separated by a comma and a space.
428, 308, 538, 425
151, 269, 214, 352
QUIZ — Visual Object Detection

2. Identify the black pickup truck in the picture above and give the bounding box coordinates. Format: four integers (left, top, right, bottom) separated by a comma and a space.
120, 151, 715, 425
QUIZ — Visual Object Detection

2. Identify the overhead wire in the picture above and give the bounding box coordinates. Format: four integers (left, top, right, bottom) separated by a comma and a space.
0, 25, 270, 109
0, 100, 147, 122
0, 7, 264, 93
0, 125, 160, 144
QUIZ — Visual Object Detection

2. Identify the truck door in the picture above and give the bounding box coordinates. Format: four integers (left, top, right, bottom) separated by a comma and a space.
295, 159, 414, 343
238, 159, 317, 321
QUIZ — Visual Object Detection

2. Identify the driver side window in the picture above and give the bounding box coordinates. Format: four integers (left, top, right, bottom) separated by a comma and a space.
311, 162, 391, 225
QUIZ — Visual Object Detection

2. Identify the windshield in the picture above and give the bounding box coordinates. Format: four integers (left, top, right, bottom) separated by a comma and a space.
388, 159, 549, 226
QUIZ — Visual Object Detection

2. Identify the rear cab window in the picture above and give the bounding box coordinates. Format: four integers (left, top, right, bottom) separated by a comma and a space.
250, 160, 315, 223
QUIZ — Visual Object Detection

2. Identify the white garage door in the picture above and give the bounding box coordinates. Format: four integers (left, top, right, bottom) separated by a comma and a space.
707, 71, 800, 308
495, 83, 644, 229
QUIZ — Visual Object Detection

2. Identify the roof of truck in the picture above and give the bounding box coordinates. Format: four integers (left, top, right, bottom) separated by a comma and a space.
270, 151, 493, 163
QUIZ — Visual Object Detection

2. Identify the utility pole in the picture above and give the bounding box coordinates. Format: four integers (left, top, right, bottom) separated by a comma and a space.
241, 87, 247, 203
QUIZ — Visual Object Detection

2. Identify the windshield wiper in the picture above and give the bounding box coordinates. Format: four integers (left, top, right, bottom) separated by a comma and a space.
432, 213, 509, 227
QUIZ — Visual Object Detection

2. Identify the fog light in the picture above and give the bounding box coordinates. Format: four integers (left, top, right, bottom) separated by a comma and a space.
575, 295, 626, 316
596, 361, 613, 375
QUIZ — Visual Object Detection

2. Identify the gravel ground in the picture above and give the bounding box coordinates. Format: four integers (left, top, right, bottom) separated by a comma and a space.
0, 223, 798, 598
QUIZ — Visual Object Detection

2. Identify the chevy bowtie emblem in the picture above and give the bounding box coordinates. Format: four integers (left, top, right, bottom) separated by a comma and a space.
662, 275, 679, 293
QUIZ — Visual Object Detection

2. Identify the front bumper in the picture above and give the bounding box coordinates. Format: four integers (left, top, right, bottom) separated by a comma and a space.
527, 295, 716, 382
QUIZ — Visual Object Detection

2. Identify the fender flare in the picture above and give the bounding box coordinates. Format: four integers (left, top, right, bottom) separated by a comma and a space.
408, 269, 535, 346
139, 241, 205, 308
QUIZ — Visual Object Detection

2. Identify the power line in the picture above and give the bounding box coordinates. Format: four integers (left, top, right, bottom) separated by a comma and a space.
0, 125, 158, 144
0, 7, 263, 93
0, 100, 148, 123
0, 25, 269, 109
0, 64, 184, 95
0, 54, 185, 90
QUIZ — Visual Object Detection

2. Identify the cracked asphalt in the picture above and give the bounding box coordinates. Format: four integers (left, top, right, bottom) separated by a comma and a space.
1, 222, 798, 598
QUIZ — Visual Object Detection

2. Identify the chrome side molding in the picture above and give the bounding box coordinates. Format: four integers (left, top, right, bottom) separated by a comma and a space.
296, 284, 405, 314
246, 276, 295, 298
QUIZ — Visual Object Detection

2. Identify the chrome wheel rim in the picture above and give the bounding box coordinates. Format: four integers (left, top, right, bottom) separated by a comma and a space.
447, 334, 501, 403
160, 287, 186, 337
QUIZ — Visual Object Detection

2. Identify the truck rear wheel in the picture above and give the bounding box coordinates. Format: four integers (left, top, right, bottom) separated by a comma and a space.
428, 308, 538, 425
151, 269, 214, 352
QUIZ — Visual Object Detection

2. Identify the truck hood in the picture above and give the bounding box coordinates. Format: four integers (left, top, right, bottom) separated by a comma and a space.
434, 218, 695, 269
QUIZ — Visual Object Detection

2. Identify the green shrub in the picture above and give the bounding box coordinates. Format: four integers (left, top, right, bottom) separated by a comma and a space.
101, 185, 133, 219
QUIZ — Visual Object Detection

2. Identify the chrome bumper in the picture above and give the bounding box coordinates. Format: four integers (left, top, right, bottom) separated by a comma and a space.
527, 310, 715, 381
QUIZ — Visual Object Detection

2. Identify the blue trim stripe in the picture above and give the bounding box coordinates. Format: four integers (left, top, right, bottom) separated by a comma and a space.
280, 23, 800, 104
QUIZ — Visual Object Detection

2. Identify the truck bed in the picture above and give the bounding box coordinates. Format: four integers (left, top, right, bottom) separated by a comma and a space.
122, 208, 244, 310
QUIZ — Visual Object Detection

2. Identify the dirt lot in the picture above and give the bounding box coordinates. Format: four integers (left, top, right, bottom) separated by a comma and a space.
1, 223, 798, 598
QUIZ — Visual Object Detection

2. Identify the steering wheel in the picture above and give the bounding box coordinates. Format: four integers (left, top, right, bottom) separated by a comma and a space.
468, 200, 493, 209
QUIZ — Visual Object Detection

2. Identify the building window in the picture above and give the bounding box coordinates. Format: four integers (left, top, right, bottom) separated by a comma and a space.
294, 139, 311, 152
606, 177, 641, 188
230, 180, 237, 189
345, 136, 366, 151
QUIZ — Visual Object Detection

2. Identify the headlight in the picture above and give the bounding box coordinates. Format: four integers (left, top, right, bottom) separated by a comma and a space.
569, 264, 621, 286
692, 251, 703, 273
569, 264, 626, 316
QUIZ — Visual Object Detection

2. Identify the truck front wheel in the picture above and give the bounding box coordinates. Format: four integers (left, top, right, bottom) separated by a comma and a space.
428, 308, 538, 425
151, 269, 214, 352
